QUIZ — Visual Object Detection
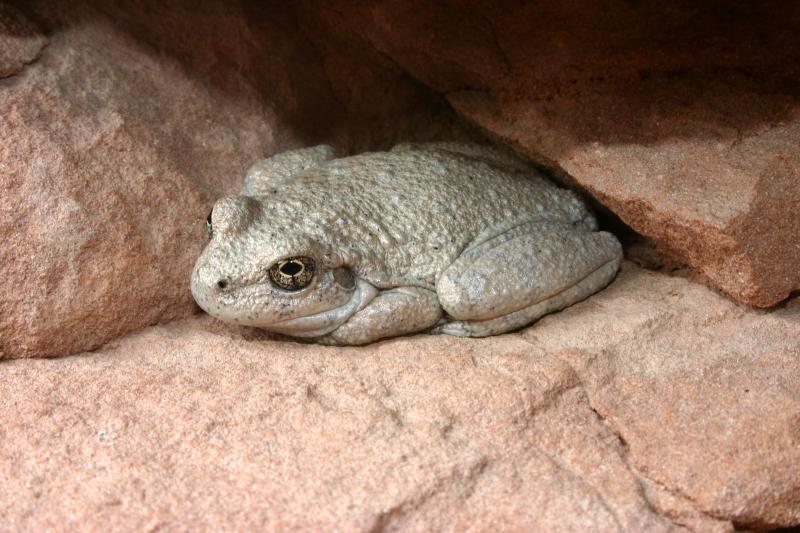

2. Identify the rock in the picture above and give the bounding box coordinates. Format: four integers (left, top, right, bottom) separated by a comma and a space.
316, 0, 800, 307
448, 83, 800, 309
3, 263, 796, 530
0, 0, 467, 358
0, 319, 688, 531
0, 4, 46, 78
525, 263, 800, 529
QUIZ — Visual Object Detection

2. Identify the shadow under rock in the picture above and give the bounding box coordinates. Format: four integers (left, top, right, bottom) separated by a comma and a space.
337, 0, 800, 153
18, 0, 473, 158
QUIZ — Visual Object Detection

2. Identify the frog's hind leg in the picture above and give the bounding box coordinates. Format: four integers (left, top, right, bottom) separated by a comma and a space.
433, 223, 622, 337
316, 287, 442, 345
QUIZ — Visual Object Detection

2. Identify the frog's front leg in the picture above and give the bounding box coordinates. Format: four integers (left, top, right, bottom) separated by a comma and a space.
241, 145, 337, 195
316, 287, 442, 345
433, 222, 622, 337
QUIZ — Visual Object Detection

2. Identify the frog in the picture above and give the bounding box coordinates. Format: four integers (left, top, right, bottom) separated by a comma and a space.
191, 142, 622, 345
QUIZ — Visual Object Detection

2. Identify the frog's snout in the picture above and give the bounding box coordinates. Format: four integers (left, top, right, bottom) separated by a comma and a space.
192, 258, 234, 294
191, 262, 215, 299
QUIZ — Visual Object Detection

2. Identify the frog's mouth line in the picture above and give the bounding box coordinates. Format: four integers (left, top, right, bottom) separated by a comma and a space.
264, 278, 378, 338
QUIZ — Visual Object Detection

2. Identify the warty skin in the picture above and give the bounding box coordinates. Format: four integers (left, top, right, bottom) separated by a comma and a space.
191, 143, 622, 344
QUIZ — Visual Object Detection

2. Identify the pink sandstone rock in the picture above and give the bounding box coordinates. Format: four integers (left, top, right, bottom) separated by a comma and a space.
1, 2, 797, 528
0, 264, 796, 530
448, 86, 800, 309
526, 263, 800, 529
316, 0, 800, 307
0, 0, 467, 359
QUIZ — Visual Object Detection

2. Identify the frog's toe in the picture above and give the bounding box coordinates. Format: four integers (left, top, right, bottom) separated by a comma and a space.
430, 319, 470, 336
431, 314, 523, 337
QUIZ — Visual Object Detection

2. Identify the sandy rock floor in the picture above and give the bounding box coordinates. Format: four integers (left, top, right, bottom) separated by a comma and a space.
1, 262, 798, 531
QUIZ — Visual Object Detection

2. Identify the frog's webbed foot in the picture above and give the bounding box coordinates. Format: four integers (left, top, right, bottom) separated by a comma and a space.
241, 145, 337, 196
433, 222, 622, 337
315, 287, 442, 345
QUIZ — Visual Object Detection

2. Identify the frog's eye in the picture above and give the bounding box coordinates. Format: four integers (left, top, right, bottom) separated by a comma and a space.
268, 256, 316, 291
206, 208, 214, 237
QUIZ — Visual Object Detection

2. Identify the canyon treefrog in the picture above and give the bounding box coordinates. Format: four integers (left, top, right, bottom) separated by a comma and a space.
191, 143, 622, 344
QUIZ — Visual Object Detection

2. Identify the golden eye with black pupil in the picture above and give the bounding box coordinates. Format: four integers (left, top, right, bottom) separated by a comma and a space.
206, 209, 213, 237
268, 256, 315, 291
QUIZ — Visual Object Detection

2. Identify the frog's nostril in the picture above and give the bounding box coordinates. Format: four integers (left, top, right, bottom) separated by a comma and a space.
217, 279, 229, 290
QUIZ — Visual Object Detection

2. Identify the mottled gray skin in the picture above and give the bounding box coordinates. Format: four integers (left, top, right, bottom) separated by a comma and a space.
191, 143, 622, 344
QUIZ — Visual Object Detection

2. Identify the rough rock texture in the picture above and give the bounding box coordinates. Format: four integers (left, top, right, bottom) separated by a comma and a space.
1, 263, 797, 531
315, 0, 800, 307
4, 4, 798, 525
0, 3, 46, 78
0, 1, 468, 358
526, 265, 800, 529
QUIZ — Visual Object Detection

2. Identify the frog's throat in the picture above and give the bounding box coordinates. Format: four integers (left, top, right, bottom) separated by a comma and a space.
265, 278, 378, 338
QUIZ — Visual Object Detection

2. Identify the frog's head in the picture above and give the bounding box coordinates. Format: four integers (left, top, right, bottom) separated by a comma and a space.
191, 196, 376, 338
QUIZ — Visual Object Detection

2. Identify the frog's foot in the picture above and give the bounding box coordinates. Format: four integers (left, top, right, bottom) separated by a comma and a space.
433, 223, 622, 337
315, 287, 442, 345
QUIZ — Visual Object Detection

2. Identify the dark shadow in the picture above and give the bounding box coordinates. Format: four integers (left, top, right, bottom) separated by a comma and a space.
1, 2, 44, 37
17, 0, 796, 174
14, 0, 798, 156
327, 0, 800, 153
13, 0, 474, 157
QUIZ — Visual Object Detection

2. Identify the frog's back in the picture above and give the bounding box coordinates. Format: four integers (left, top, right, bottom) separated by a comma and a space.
319, 146, 593, 233
280, 145, 595, 286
